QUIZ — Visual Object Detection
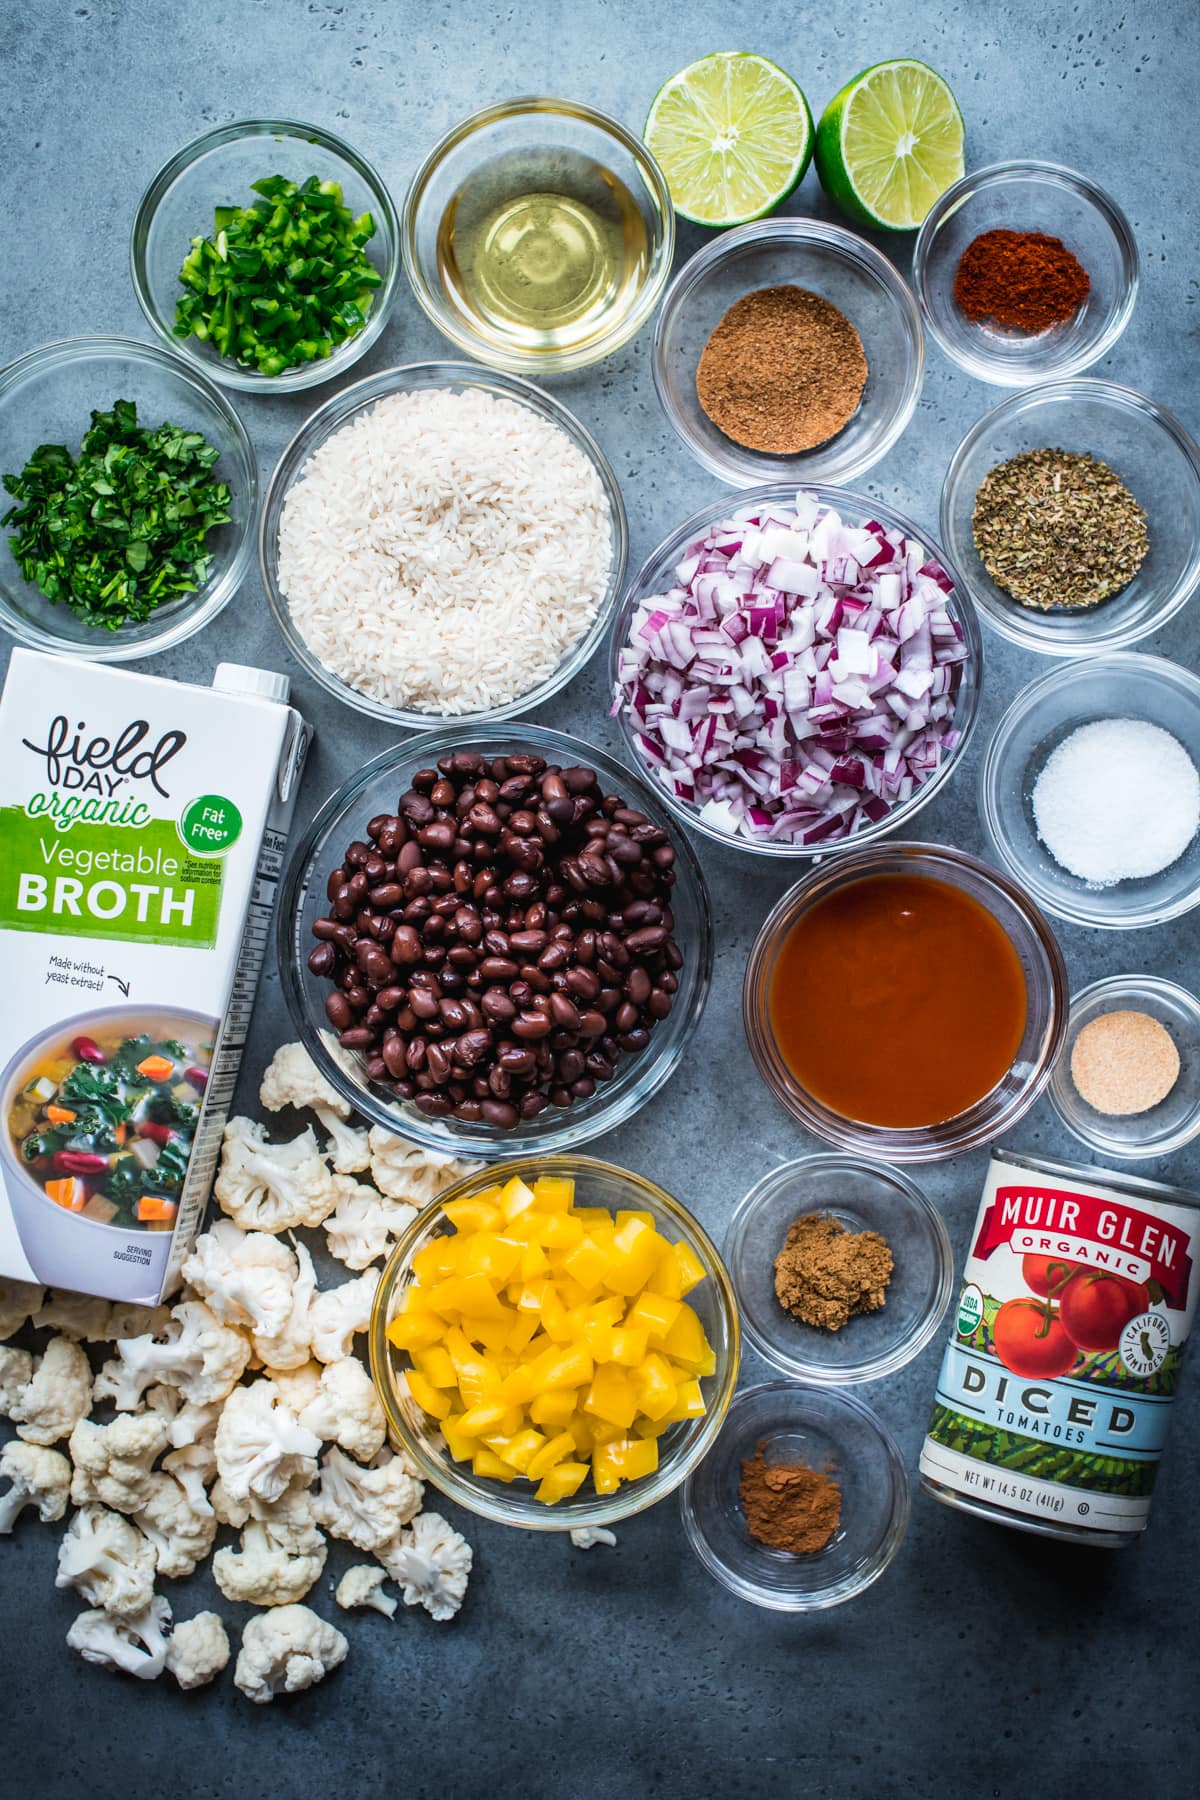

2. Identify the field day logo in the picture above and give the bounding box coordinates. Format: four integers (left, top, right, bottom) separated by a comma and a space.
21, 711, 187, 833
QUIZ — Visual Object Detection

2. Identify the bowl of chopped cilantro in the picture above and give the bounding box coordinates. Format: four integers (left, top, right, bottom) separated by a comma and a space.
131, 119, 401, 391
0, 336, 256, 658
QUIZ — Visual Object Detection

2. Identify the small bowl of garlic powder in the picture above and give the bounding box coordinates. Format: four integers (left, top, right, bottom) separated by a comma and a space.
1050, 974, 1200, 1159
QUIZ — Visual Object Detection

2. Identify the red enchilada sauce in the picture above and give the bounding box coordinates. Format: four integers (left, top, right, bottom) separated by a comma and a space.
768, 873, 1028, 1128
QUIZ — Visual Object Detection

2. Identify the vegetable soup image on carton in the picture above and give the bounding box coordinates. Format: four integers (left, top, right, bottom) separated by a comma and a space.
920, 1149, 1199, 1546
0, 650, 308, 1302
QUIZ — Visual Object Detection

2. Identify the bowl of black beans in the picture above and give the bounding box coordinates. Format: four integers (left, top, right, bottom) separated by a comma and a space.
278, 724, 714, 1156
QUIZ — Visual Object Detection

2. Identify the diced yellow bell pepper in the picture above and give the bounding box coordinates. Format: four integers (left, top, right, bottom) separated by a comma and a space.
571, 1206, 612, 1227
500, 1175, 537, 1221
529, 1388, 577, 1428
460, 1312, 516, 1355
490, 1427, 546, 1474
534, 1461, 589, 1504
525, 1430, 576, 1480
633, 1413, 672, 1438
515, 1277, 551, 1314
441, 1414, 475, 1461
555, 1275, 602, 1311
566, 1411, 594, 1454
499, 1363, 541, 1407
616, 1209, 656, 1228
582, 1364, 638, 1430
443, 1194, 504, 1233
459, 1233, 524, 1285
457, 1402, 511, 1437
605, 1216, 664, 1296
663, 1377, 706, 1421
539, 1284, 573, 1345
473, 1448, 517, 1482
507, 1310, 541, 1354
412, 1238, 459, 1284
428, 1273, 507, 1320
412, 1343, 458, 1387
591, 1440, 625, 1494
670, 1240, 708, 1296
531, 1175, 574, 1211
585, 1415, 627, 1446
518, 1239, 551, 1281
624, 1290, 682, 1340
540, 1211, 584, 1249
660, 1301, 710, 1369
633, 1352, 677, 1420
405, 1370, 452, 1420
620, 1436, 659, 1481
385, 1310, 443, 1353
609, 1326, 649, 1367
535, 1344, 594, 1390
561, 1234, 610, 1292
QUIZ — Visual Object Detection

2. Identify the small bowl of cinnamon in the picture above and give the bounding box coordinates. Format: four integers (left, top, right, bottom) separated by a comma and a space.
680, 1380, 908, 1611
913, 159, 1138, 386
725, 1153, 953, 1383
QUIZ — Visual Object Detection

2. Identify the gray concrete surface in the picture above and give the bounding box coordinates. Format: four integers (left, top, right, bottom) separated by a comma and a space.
2, 1, 1199, 1795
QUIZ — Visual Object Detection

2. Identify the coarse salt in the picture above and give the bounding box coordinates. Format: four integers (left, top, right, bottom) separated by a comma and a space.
1032, 717, 1200, 887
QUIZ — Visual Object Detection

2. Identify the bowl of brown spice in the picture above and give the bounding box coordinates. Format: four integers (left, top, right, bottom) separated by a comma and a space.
913, 159, 1138, 385
726, 1154, 953, 1383
1049, 974, 1200, 1159
652, 218, 923, 487
680, 1381, 909, 1611
941, 380, 1200, 656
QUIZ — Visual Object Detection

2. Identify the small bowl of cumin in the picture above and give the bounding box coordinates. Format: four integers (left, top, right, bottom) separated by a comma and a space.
652, 218, 923, 488
725, 1154, 953, 1383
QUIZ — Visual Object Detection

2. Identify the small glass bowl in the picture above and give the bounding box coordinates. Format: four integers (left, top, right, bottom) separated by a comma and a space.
402, 97, 674, 374
680, 1381, 908, 1611
913, 160, 1137, 385
609, 483, 983, 860
131, 118, 401, 393
980, 652, 1200, 930
370, 1156, 740, 1530
0, 336, 256, 661
278, 722, 713, 1159
941, 380, 1200, 657
259, 360, 628, 726
743, 841, 1068, 1162
653, 219, 923, 487
1049, 975, 1200, 1159
725, 1154, 952, 1383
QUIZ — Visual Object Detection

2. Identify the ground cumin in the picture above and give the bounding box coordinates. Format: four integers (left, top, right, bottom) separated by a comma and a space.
774, 1211, 894, 1331
740, 1442, 842, 1554
696, 285, 868, 455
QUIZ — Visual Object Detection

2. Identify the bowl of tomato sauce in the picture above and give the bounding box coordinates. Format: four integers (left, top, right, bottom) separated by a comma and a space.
742, 842, 1068, 1162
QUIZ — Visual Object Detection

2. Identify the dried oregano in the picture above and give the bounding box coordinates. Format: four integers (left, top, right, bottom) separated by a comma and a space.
971, 447, 1148, 612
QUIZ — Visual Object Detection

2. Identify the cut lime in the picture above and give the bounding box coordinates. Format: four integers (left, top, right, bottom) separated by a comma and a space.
814, 59, 965, 231
645, 52, 814, 228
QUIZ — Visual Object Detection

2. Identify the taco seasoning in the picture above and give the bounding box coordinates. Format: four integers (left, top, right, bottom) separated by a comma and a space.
920, 1149, 1200, 1546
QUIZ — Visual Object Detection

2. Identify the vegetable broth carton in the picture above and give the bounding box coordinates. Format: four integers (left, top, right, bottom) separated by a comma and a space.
0, 650, 309, 1302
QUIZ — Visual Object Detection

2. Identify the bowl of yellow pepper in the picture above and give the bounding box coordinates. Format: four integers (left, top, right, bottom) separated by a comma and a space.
370, 1155, 740, 1529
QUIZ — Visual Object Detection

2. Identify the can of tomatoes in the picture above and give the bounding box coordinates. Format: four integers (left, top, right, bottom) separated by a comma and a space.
919, 1149, 1200, 1547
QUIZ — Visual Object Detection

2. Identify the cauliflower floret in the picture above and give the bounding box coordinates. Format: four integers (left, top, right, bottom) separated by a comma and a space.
380, 1510, 472, 1622
308, 1268, 380, 1364
181, 1220, 298, 1337
251, 1239, 318, 1372
0, 1277, 44, 1338
0, 1439, 71, 1531
98, 1299, 250, 1409
312, 1446, 423, 1553
166, 1611, 231, 1690
134, 1471, 218, 1578
56, 1504, 158, 1616
108, 1302, 173, 1340
161, 1442, 216, 1517
297, 1358, 386, 1462
233, 1603, 348, 1705
570, 1526, 617, 1550
266, 1359, 323, 1414
368, 1126, 476, 1205
214, 1380, 321, 1504
146, 1388, 222, 1453
11, 1335, 92, 1445
210, 1477, 251, 1529
215, 1118, 338, 1232
213, 1503, 327, 1608
260, 1041, 371, 1174
31, 1289, 113, 1340
323, 1175, 415, 1270
69, 1412, 170, 1513
335, 1564, 397, 1618
0, 1346, 33, 1417
67, 1595, 171, 1681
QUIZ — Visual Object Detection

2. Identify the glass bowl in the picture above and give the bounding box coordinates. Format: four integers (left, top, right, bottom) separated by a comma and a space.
743, 841, 1068, 1162
1049, 975, 1200, 1160
609, 483, 983, 860
0, 336, 256, 661
980, 653, 1200, 930
278, 722, 713, 1159
680, 1381, 908, 1611
401, 97, 674, 374
913, 160, 1137, 385
369, 1156, 740, 1530
259, 360, 628, 727
131, 119, 401, 393
941, 380, 1200, 657
725, 1154, 952, 1383
653, 219, 923, 487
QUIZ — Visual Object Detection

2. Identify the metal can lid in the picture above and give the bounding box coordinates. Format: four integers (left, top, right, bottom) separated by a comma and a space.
211, 662, 291, 705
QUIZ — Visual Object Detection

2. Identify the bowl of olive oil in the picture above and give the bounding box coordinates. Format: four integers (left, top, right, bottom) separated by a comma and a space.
404, 97, 675, 373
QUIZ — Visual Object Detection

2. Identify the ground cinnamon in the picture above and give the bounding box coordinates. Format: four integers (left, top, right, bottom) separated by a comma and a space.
740, 1442, 842, 1553
774, 1211, 893, 1331
696, 285, 868, 455
953, 229, 1090, 334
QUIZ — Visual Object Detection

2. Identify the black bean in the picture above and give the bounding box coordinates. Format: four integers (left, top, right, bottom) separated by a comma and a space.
340, 1026, 376, 1050
308, 943, 335, 976
325, 993, 352, 1030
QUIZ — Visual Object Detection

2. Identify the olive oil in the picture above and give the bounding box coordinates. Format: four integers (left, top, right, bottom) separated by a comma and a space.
436, 151, 651, 356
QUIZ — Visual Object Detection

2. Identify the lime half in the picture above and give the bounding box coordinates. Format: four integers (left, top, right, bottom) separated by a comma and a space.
815, 59, 965, 231
645, 52, 814, 228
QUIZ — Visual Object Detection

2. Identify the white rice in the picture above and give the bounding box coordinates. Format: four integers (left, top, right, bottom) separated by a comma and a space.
276, 386, 613, 714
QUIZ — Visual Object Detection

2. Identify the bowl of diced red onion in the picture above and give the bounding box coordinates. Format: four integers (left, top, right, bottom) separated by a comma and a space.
609, 486, 983, 857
